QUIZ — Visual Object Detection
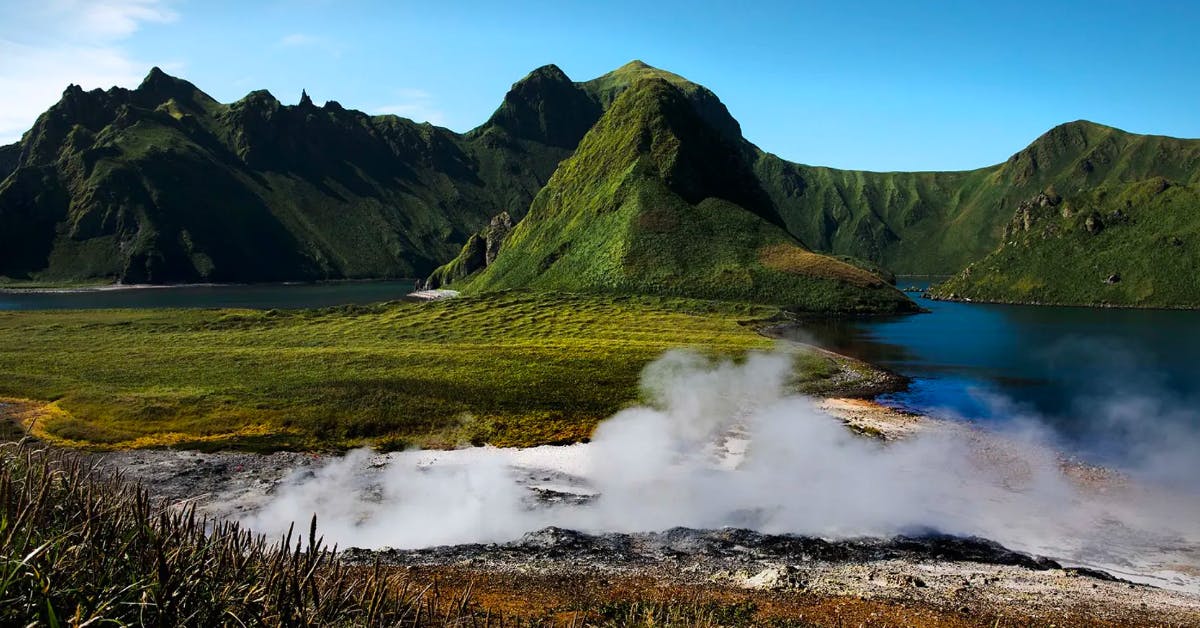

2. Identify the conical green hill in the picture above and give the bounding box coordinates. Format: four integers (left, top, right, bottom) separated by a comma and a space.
461, 77, 918, 314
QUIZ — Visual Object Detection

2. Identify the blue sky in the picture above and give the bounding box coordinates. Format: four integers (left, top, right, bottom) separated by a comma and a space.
1, 1, 1197, 171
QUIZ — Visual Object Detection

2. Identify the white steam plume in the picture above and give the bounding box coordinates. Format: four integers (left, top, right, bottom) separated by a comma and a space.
241, 348, 1200, 589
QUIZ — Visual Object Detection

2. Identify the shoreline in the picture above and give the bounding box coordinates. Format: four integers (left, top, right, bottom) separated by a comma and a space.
0, 277, 420, 295
758, 322, 912, 399
924, 292, 1200, 311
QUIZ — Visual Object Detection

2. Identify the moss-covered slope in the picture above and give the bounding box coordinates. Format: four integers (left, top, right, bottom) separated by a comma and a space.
458, 78, 917, 314
755, 121, 1200, 275
929, 178, 1200, 307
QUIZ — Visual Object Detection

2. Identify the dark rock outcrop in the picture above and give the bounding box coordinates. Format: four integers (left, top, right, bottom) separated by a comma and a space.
345, 525, 1120, 583
424, 211, 515, 289
0, 143, 18, 181
485, 211, 514, 265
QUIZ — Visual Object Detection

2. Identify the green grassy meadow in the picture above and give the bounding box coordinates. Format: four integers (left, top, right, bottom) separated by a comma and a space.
0, 292, 846, 450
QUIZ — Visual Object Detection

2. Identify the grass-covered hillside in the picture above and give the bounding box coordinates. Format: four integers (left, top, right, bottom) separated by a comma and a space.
756, 121, 1200, 274
0, 293, 860, 450
929, 178, 1200, 307
449, 78, 917, 314
0, 68, 576, 284
4, 59, 1198, 298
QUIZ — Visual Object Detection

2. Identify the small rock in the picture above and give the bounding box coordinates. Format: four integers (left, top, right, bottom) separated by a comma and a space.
1085, 212, 1105, 235
742, 565, 801, 591
1105, 273, 1121, 284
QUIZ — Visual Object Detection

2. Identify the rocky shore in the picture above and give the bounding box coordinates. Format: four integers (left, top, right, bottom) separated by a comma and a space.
348, 526, 1198, 626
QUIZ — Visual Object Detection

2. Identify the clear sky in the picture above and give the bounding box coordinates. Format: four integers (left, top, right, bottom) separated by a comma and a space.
1, 0, 1197, 171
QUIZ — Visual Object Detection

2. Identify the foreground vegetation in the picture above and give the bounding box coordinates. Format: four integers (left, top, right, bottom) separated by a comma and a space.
1, 437, 968, 626
0, 437, 477, 626
0, 292, 852, 450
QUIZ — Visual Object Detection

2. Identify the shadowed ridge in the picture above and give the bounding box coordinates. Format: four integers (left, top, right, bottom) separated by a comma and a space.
134, 66, 218, 107
0, 65, 568, 284
471, 64, 602, 148
0, 143, 17, 181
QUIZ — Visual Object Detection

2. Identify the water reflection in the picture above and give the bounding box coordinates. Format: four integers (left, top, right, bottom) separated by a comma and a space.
793, 280, 1200, 437
0, 281, 421, 311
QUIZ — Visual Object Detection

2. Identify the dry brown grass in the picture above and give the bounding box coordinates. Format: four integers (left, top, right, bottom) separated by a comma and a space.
758, 244, 886, 288
389, 566, 1072, 627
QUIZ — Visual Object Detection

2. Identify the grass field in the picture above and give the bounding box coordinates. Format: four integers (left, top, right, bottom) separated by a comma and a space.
0, 292, 849, 451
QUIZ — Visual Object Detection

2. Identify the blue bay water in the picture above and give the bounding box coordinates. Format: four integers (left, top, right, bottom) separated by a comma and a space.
0, 281, 421, 311
794, 280, 1200, 471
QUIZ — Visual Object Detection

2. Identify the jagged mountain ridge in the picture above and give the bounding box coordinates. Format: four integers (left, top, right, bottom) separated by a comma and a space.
0, 68, 576, 283
2, 60, 1198, 289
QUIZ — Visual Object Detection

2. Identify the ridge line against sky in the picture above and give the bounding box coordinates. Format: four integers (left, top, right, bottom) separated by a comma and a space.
1, 0, 1197, 171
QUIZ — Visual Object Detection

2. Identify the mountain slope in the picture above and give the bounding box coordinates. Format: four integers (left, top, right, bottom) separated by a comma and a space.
0, 68, 573, 284
755, 121, 1200, 274
3, 60, 1199, 294
929, 179, 1200, 307
536, 63, 1200, 277
454, 78, 918, 314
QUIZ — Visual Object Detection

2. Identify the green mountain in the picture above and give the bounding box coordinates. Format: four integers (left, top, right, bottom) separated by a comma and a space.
753, 120, 1200, 275
0, 67, 576, 283
928, 178, 1200, 307
3, 60, 1198, 308
440, 77, 918, 314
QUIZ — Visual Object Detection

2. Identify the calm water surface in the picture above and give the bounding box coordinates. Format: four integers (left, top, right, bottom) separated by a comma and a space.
0, 281, 421, 311
792, 280, 1200, 450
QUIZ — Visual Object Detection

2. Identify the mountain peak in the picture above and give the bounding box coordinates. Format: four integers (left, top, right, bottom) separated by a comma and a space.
459, 65, 914, 314
238, 89, 280, 105
589, 60, 690, 94
595, 77, 771, 217
143, 66, 169, 82
525, 64, 571, 82
618, 59, 653, 71
138, 66, 183, 92
1016, 119, 1125, 161
134, 66, 215, 110
299, 89, 314, 107
583, 62, 743, 144
475, 63, 601, 148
